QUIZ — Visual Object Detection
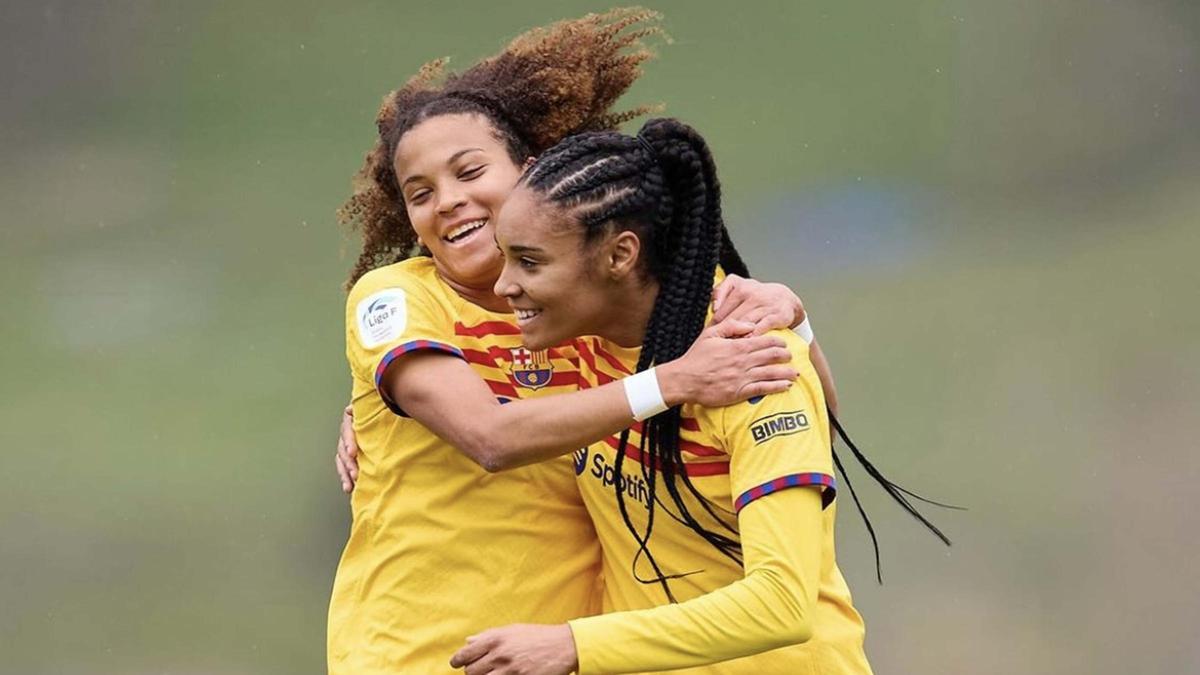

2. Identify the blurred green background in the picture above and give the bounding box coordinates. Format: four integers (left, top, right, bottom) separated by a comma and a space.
2, 1, 1197, 673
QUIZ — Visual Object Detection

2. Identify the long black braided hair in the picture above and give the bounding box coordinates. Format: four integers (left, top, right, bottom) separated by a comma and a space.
520, 118, 746, 600
521, 118, 956, 599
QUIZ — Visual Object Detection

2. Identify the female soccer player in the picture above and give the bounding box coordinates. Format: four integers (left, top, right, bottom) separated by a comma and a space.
450, 119, 875, 674
328, 11, 824, 674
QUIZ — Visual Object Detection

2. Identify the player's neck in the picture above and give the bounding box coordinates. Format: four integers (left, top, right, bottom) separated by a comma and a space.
596, 281, 657, 349
441, 275, 512, 313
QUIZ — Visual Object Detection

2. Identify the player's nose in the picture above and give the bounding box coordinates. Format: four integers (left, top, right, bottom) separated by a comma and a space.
494, 264, 518, 299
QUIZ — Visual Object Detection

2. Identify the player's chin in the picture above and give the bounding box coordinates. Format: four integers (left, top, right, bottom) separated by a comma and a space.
516, 314, 559, 350
446, 249, 504, 285
519, 327, 553, 351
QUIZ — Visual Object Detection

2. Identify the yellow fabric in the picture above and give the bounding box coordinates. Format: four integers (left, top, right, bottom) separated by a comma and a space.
567, 332, 871, 674
328, 258, 601, 675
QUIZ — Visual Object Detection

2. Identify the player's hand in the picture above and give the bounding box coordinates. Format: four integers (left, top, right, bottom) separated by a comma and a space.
711, 273, 806, 336
658, 320, 797, 407
335, 405, 359, 493
450, 623, 577, 675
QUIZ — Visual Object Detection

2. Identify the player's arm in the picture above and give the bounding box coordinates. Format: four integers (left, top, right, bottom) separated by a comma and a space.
567, 490, 822, 673
335, 275, 809, 488
382, 322, 795, 473
712, 273, 838, 415
335, 404, 358, 492
449, 490, 824, 675
450, 335, 833, 674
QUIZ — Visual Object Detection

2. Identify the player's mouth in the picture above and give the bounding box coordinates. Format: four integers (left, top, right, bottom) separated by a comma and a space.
442, 218, 488, 245
513, 307, 542, 327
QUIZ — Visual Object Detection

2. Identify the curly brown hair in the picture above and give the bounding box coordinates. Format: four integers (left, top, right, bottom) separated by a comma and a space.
337, 7, 666, 289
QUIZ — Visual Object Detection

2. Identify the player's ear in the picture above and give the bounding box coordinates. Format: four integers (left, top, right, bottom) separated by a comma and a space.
521, 156, 537, 173
605, 230, 642, 280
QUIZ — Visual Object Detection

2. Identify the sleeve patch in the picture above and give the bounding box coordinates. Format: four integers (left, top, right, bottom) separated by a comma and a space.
356, 288, 409, 348
734, 473, 836, 513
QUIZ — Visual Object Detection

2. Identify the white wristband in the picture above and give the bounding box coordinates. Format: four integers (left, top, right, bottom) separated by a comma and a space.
794, 316, 815, 344
623, 367, 669, 421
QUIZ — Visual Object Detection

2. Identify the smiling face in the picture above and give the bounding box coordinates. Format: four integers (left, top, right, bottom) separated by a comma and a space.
493, 187, 651, 350
394, 113, 524, 293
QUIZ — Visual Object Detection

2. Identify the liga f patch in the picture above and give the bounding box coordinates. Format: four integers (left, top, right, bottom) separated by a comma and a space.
356, 288, 408, 348
749, 410, 810, 444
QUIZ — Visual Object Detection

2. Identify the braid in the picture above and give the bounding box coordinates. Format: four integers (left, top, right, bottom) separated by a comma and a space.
522, 118, 748, 600
525, 122, 961, 592
339, 8, 666, 290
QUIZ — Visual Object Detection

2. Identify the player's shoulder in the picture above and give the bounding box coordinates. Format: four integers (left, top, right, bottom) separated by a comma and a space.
345, 258, 453, 340
694, 385, 823, 456
688, 329, 821, 432
346, 257, 448, 310
746, 328, 814, 383
350, 257, 437, 295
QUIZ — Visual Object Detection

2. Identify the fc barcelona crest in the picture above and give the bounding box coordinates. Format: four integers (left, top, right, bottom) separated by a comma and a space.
509, 347, 554, 390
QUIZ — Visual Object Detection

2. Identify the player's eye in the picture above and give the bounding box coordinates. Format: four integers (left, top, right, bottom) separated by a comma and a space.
519, 257, 539, 269
407, 188, 431, 205
459, 165, 485, 180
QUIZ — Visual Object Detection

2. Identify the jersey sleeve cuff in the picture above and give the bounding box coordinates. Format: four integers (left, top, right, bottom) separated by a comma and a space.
734, 472, 836, 513
566, 616, 604, 675
374, 339, 465, 416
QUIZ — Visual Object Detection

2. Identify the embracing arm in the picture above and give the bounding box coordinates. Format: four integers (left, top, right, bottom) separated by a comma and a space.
335, 274, 810, 490
383, 326, 795, 473
334, 405, 358, 492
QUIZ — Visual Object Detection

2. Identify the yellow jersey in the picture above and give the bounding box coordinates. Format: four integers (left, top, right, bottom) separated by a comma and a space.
567, 332, 871, 674
328, 257, 600, 674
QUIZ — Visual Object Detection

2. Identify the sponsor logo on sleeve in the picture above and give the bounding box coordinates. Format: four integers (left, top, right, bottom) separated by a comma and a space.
749, 410, 810, 445
355, 288, 408, 348
572, 448, 588, 475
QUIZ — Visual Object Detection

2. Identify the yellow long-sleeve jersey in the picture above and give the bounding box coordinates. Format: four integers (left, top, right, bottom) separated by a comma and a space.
566, 332, 872, 674
329, 258, 601, 674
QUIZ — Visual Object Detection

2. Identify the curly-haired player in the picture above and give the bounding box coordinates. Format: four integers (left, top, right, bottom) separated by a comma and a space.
341, 8, 661, 290
327, 10, 825, 674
